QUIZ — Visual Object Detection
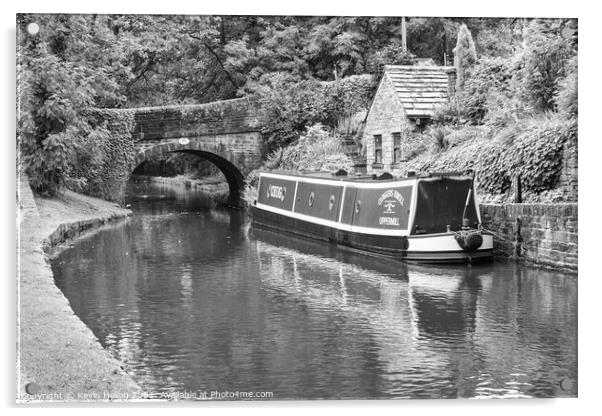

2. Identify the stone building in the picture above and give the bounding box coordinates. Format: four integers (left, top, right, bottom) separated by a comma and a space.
363, 65, 456, 174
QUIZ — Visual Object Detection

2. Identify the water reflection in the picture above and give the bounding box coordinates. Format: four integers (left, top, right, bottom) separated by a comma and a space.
50, 179, 577, 399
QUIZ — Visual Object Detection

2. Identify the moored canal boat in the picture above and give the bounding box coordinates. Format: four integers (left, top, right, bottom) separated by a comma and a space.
250, 170, 493, 263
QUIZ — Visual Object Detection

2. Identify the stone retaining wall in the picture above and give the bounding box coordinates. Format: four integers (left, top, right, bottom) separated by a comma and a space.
559, 141, 578, 201
480, 203, 578, 272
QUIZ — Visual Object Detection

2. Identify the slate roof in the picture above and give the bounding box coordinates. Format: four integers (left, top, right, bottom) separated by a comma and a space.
384, 65, 451, 118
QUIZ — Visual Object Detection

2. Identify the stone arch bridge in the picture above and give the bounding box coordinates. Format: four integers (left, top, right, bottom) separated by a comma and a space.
98, 97, 266, 205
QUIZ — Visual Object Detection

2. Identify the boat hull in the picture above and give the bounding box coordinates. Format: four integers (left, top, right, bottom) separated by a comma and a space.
251, 205, 493, 263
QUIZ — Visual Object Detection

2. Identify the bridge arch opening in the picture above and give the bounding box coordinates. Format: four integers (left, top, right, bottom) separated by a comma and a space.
131, 141, 246, 206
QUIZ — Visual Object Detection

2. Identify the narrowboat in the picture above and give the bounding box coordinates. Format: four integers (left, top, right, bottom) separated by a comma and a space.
250, 170, 493, 263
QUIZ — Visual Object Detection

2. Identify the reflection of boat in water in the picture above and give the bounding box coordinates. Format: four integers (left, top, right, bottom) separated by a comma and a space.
252, 233, 497, 397
252, 228, 493, 340
251, 170, 493, 263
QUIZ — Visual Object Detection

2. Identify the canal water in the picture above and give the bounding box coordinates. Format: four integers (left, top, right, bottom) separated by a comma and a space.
51, 178, 577, 399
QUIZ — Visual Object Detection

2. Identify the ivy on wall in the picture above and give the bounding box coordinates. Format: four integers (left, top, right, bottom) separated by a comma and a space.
83, 109, 137, 202
403, 116, 577, 197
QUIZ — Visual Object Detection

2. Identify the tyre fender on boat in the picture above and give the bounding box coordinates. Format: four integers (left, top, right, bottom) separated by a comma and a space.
454, 231, 484, 252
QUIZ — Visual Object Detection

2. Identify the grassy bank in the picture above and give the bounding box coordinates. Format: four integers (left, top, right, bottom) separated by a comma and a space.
17, 179, 140, 402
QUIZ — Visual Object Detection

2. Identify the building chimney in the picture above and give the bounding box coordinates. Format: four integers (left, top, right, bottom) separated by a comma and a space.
401, 17, 407, 52
445, 67, 457, 98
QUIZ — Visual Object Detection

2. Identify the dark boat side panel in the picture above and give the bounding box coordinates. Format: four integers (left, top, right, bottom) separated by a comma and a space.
293, 181, 343, 222
352, 186, 413, 230
257, 176, 296, 211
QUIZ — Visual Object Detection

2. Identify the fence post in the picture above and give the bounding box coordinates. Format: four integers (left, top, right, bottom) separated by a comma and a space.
513, 175, 522, 203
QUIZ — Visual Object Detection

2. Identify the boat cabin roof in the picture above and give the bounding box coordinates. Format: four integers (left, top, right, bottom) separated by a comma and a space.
262, 170, 474, 183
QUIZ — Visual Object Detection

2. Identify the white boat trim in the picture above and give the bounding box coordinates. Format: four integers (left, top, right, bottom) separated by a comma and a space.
291, 179, 299, 212
255, 202, 411, 236
407, 233, 493, 252
260, 172, 418, 189
338, 186, 347, 223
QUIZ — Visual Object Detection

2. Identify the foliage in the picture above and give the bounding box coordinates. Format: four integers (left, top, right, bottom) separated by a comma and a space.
436, 19, 576, 126
403, 116, 576, 197
324, 74, 376, 120
429, 126, 450, 150
250, 73, 375, 151
263, 124, 353, 172
457, 57, 512, 123
249, 73, 332, 151
17, 21, 119, 195
335, 110, 367, 139
454, 24, 478, 92
556, 56, 578, 119
511, 19, 577, 112
366, 40, 416, 76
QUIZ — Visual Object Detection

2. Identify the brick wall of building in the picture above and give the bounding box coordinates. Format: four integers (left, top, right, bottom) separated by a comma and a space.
363, 75, 411, 173
480, 203, 578, 271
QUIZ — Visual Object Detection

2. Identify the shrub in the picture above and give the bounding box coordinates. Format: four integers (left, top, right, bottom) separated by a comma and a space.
556, 56, 578, 119
403, 132, 429, 160
511, 19, 576, 112
269, 124, 353, 171
434, 57, 513, 125
429, 126, 450, 150
248, 72, 331, 151
18, 53, 110, 195
248, 72, 375, 153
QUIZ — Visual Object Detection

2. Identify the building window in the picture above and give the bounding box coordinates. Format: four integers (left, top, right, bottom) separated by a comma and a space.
374, 135, 382, 164
393, 132, 401, 164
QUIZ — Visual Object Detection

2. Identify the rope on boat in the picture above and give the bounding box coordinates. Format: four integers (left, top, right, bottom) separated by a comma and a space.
480, 227, 515, 244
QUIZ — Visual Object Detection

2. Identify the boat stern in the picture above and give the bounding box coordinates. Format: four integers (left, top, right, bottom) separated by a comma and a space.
405, 230, 494, 263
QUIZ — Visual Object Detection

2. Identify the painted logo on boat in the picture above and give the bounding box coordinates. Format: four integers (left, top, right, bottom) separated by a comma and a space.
377, 189, 405, 213
377, 189, 405, 226
267, 185, 286, 202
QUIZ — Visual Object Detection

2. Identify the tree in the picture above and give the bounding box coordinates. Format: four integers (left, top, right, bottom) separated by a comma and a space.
454, 24, 478, 92
17, 14, 122, 194
511, 19, 577, 112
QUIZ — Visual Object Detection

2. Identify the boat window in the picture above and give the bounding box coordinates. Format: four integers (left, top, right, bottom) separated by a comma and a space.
308, 192, 315, 207
328, 195, 335, 211
355, 200, 361, 214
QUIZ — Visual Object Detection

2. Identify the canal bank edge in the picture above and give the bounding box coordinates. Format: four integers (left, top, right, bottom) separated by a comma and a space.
480, 203, 578, 272
17, 176, 141, 402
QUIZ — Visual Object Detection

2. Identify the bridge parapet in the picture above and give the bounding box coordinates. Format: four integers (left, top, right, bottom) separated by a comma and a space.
106, 97, 264, 141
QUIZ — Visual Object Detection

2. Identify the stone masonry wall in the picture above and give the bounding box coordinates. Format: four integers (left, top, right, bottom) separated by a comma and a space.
559, 141, 578, 201
363, 75, 411, 173
92, 97, 266, 203
480, 203, 578, 271
120, 97, 263, 141
135, 132, 264, 175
